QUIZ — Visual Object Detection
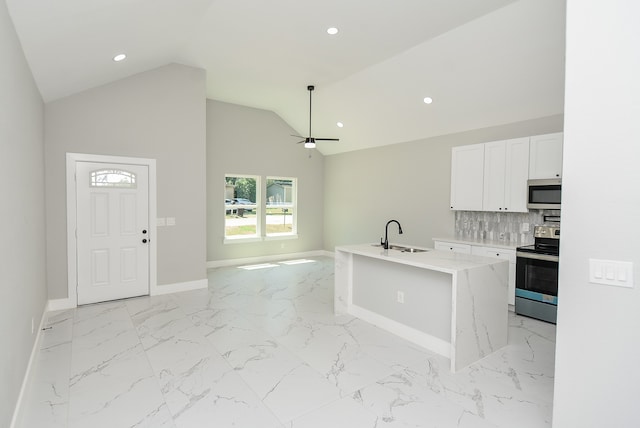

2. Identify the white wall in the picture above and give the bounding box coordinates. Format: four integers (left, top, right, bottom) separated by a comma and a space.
0, 2, 47, 426
553, 1, 640, 426
206, 100, 324, 262
323, 115, 564, 251
45, 64, 207, 298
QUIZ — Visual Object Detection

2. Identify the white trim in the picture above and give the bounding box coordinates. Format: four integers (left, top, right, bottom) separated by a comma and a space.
348, 304, 452, 359
151, 279, 208, 296
66, 153, 157, 305
207, 250, 332, 269
10, 309, 47, 428
264, 234, 299, 241
47, 298, 76, 311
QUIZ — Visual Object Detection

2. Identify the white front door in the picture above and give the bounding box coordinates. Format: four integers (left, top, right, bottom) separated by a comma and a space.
75, 161, 150, 305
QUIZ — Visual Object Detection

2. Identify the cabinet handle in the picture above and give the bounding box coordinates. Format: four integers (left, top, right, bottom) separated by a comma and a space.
556, 174, 560, 177
496, 253, 500, 256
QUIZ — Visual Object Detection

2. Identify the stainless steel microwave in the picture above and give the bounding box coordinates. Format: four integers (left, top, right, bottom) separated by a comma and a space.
527, 179, 561, 209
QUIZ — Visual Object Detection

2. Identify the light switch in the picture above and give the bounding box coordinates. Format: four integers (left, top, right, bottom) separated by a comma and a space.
157, 217, 166, 227
166, 217, 176, 226
589, 259, 634, 288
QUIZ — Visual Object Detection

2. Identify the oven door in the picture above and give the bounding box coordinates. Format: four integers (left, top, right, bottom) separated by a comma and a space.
515, 252, 559, 305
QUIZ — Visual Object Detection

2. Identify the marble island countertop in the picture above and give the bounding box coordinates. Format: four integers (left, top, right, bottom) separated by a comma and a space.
335, 243, 508, 275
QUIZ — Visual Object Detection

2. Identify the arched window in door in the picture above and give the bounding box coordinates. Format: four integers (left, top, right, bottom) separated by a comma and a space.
90, 169, 137, 188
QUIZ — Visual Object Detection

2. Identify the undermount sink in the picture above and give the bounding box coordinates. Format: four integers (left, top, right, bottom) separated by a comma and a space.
400, 247, 428, 253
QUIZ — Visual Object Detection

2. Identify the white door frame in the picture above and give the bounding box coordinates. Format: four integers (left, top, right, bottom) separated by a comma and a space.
66, 153, 157, 307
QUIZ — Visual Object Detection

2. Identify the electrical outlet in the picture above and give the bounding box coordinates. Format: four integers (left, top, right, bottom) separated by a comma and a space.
522, 222, 530, 232
397, 291, 405, 304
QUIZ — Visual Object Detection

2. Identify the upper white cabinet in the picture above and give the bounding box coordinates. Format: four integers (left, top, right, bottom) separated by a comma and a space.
450, 143, 484, 211
529, 132, 564, 179
482, 138, 530, 212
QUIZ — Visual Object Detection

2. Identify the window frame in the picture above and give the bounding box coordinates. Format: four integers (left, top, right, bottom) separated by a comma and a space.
223, 174, 261, 243
223, 174, 299, 244
265, 176, 297, 238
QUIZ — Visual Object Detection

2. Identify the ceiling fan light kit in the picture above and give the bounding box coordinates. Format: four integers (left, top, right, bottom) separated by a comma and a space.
294, 85, 339, 150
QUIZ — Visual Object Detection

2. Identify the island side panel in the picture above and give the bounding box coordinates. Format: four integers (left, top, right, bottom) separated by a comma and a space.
334, 249, 353, 314
350, 254, 453, 357
452, 261, 509, 371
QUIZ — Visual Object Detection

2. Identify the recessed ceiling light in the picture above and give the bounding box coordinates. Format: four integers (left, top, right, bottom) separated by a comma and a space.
423, 96, 433, 104
113, 53, 127, 62
327, 27, 339, 35
337, 122, 344, 128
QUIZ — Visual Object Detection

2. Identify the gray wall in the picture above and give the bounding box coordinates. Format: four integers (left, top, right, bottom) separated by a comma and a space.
45, 64, 207, 298
323, 115, 564, 251
0, 2, 47, 425
206, 100, 324, 261
553, 1, 640, 425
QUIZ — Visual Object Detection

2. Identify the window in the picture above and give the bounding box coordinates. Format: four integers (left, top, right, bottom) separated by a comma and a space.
90, 169, 136, 188
223, 175, 297, 242
224, 175, 259, 239
266, 177, 296, 236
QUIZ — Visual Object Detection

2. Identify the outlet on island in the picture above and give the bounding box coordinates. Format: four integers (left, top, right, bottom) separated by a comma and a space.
397, 291, 405, 304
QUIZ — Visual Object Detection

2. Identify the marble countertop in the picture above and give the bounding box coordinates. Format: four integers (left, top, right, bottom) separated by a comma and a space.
432, 236, 524, 250
335, 243, 507, 275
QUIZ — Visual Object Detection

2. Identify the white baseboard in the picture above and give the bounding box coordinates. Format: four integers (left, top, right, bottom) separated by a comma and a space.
151, 278, 208, 296
10, 307, 47, 428
348, 304, 451, 359
207, 250, 333, 269
47, 297, 76, 311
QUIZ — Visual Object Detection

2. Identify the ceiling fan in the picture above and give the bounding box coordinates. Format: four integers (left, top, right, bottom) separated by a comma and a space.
293, 85, 339, 149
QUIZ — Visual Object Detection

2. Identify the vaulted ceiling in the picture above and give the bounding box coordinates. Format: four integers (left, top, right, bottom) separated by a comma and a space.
6, 0, 565, 155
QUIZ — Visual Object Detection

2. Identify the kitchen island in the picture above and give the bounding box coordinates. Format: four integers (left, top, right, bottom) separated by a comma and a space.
335, 244, 509, 372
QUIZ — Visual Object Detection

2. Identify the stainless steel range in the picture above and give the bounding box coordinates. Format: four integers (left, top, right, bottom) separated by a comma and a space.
515, 225, 559, 324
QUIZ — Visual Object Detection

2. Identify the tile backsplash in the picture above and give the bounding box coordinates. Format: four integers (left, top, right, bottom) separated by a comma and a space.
454, 210, 561, 245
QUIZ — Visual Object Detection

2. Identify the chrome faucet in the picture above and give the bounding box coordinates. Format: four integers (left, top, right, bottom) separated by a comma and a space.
381, 219, 403, 249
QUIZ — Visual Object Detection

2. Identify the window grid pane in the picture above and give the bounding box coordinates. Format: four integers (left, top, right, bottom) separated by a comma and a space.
225, 175, 259, 238
90, 169, 137, 188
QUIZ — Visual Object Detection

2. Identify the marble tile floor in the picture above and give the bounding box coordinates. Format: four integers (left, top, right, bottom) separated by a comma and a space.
17, 256, 556, 428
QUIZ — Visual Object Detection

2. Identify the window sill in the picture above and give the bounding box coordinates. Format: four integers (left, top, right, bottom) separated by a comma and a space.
223, 234, 299, 245
265, 234, 299, 241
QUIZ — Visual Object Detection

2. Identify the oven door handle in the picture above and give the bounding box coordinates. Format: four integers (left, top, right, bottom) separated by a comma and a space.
516, 251, 559, 262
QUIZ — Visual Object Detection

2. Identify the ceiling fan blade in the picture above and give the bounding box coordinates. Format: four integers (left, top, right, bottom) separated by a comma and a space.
290, 134, 304, 138
314, 138, 340, 141
295, 140, 306, 144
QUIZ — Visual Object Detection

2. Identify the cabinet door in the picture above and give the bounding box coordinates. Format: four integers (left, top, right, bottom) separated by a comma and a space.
529, 132, 563, 179
471, 246, 516, 305
503, 137, 530, 212
482, 138, 529, 212
482, 141, 507, 212
450, 144, 484, 211
434, 241, 472, 254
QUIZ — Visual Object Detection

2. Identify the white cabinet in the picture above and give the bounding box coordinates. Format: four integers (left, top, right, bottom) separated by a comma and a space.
434, 241, 472, 254
482, 138, 529, 212
529, 132, 563, 179
471, 246, 517, 306
450, 144, 484, 211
